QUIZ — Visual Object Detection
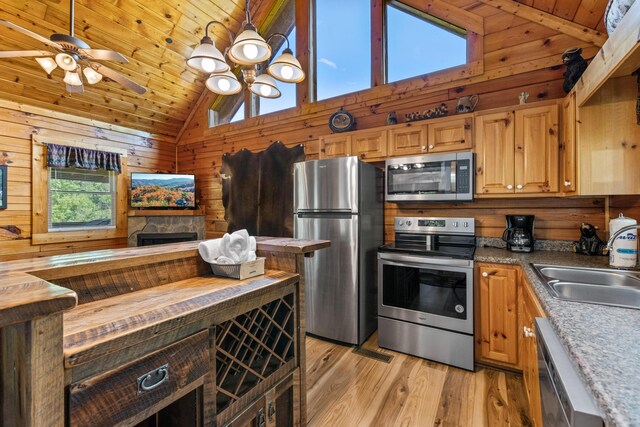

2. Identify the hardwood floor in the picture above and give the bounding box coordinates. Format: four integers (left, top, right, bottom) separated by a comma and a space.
306, 333, 532, 427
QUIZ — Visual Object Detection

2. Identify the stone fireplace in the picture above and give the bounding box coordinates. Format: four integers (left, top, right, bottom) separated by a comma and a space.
128, 215, 205, 247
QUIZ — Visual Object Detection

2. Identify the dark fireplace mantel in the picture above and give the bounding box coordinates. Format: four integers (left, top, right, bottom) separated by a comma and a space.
137, 232, 198, 247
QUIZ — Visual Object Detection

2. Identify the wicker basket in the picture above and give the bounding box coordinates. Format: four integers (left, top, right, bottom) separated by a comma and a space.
209, 257, 265, 280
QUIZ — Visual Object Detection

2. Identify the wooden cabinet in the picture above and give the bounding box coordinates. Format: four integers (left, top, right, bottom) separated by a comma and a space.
352, 129, 388, 160
475, 103, 559, 196
475, 111, 515, 195
388, 124, 427, 157
560, 92, 577, 193
225, 374, 294, 427
319, 134, 351, 158
476, 263, 519, 367
520, 277, 545, 427
427, 115, 473, 153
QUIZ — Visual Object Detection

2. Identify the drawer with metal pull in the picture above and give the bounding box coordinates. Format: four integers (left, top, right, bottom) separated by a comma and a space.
68, 330, 209, 427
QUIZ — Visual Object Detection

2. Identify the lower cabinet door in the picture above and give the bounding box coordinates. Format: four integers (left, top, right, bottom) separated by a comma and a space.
521, 279, 545, 427
68, 330, 209, 427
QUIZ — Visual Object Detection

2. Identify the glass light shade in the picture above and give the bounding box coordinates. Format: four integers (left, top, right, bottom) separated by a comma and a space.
35, 57, 57, 74
267, 50, 305, 83
205, 70, 242, 95
250, 73, 281, 99
83, 67, 103, 84
228, 28, 271, 65
55, 53, 77, 71
187, 42, 229, 73
63, 69, 83, 86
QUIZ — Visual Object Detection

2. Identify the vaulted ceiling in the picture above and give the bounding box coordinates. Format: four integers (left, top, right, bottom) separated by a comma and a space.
0, 0, 608, 138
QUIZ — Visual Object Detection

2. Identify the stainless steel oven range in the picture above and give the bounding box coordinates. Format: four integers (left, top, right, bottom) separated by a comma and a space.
378, 217, 476, 371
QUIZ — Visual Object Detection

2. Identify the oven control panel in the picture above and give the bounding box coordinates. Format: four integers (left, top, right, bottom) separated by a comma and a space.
395, 217, 475, 235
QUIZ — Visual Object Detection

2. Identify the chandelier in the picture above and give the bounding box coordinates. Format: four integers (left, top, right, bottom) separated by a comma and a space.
187, 0, 305, 99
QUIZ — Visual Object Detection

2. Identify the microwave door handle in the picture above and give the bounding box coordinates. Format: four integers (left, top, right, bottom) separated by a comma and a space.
451, 160, 457, 192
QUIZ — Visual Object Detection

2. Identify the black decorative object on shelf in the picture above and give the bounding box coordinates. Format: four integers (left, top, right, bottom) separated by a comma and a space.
329, 107, 356, 133
386, 111, 397, 125
573, 223, 608, 256
0, 165, 6, 210
405, 103, 448, 122
562, 47, 588, 93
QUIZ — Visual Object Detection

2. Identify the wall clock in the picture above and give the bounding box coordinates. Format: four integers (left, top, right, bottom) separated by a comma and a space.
329, 108, 355, 133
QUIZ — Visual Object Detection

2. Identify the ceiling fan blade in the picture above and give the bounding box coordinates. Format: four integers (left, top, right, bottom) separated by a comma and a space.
0, 19, 62, 49
66, 83, 84, 94
79, 49, 128, 63
89, 62, 147, 94
0, 50, 53, 58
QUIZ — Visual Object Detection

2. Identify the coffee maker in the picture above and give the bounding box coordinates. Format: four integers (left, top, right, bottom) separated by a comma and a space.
502, 215, 535, 253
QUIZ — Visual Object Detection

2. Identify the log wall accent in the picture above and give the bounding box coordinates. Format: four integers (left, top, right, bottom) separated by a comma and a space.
0, 100, 177, 261
176, 3, 612, 241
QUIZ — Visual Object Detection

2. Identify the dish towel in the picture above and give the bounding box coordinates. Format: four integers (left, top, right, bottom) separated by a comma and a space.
200, 230, 257, 264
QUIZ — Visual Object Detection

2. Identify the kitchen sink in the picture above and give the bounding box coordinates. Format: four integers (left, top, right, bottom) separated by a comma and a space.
532, 264, 640, 310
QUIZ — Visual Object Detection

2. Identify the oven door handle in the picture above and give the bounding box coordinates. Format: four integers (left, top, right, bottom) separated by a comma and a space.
378, 252, 473, 268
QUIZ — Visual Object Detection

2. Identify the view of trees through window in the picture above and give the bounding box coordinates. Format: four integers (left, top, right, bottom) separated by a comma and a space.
48, 168, 115, 230
386, 2, 466, 83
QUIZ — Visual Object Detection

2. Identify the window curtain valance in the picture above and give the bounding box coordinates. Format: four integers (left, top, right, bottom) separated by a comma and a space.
46, 143, 122, 174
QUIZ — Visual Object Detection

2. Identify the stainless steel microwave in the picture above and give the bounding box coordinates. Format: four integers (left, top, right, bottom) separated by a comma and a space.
385, 152, 474, 202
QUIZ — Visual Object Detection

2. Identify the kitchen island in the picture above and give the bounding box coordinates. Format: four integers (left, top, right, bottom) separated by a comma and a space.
0, 238, 329, 427
476, 248, 639, 427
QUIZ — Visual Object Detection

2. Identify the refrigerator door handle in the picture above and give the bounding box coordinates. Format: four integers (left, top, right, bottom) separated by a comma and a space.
296, 211, 354, 219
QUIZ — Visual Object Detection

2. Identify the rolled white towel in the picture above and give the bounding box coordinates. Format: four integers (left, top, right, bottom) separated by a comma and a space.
215, 256, 236, 265
246, 251, 257, 261
219, 233, 234, 261
198, 238, 221, 263
228, 229, 251, 263
249, 236, 256, 251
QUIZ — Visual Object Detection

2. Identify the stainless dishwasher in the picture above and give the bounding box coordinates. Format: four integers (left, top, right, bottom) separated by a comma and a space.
535, 318, 603, 427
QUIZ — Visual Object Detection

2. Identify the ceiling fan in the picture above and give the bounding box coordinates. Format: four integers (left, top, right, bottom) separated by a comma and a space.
0, 0, 146, 94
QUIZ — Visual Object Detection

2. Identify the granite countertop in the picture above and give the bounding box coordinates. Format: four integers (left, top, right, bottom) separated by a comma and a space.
475, 248, 640, 427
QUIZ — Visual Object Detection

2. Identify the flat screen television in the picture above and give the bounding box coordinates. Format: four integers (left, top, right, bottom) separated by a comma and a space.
130, 173, 196, 209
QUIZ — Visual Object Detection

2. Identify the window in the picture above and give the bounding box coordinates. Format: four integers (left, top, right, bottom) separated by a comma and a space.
48, 167, 116, 231
257, 28, 297, 116
314, 0, 371, 101
386, 2, 466, 83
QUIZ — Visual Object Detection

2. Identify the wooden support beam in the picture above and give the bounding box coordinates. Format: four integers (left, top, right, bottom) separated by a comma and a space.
476, 0, 607, 47
296, 0, 312, 105
371, 0, 385, 87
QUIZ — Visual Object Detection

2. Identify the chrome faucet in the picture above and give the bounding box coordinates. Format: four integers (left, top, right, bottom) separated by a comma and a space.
606, 224, 640, 251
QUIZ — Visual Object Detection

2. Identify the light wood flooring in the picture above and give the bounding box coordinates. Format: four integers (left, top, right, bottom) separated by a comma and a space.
306, 333, 532, 427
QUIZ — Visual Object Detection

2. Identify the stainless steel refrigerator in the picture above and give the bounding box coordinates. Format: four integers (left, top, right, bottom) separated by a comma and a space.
293, 156, 383, 345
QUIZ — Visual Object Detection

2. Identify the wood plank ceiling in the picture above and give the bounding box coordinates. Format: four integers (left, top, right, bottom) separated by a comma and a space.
0, 0, 608, 138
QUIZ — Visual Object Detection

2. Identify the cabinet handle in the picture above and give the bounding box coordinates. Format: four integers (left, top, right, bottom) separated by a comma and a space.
421, 145, 427, 150
481, 271, 497, 278
507, 184, 513, 190
137, 364, 169, 394
564, 181, 572, 187
523, 326, 535, 338
429, 144, 434, 149
516, 184, 523, 190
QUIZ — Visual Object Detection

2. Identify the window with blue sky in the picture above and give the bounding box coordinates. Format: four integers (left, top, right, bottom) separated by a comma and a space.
386, 2, 466, 83
315, 0, 371, 101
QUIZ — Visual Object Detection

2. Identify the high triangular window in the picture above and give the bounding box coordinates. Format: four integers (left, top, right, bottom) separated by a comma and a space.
386, 2, 466, 83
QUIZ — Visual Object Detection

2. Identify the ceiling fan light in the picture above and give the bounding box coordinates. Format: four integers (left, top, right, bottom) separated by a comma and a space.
267, 49, 305, 83
64, 68, 83, 86
187, 41, 229, 73
228, 27, 271, 65
83, 66, 103, 84
35, 57, 58, 75
55, 52, 77, 71
205, 70, 241, 95
250, 73, 281, 99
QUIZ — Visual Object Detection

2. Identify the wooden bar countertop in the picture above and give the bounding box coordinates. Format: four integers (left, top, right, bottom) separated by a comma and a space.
0, 238, 330, 330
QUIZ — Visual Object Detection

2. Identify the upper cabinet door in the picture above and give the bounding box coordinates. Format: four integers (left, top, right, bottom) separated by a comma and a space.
319, 134, 352, 159
475, 111, 515, 194
388, 125, 427, 157
514, 105, 559, 194
427, 115, 473, 153
561, 93, 577, 193
351, 130, 388, 161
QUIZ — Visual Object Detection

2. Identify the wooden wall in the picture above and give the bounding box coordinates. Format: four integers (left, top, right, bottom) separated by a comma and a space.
0, 100, 176, 261
175, 3, 615, 242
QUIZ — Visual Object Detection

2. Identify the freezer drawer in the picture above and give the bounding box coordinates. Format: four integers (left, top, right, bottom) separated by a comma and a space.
294, 213, 359, 344
293, 157, 359, 213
